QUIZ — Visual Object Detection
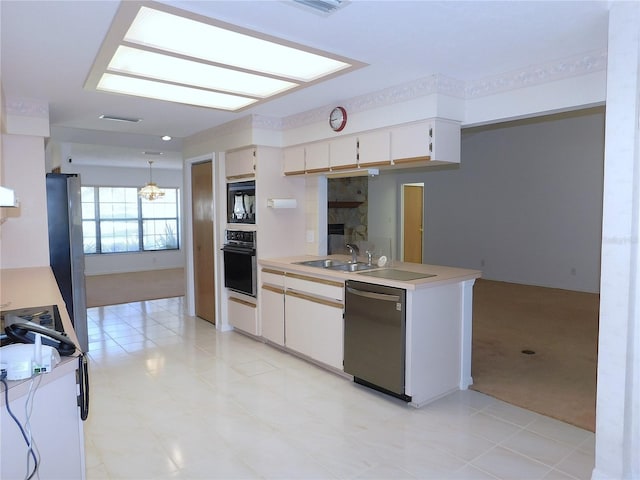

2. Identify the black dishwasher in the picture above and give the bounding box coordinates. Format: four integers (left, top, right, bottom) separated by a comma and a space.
344, 280, 410, 401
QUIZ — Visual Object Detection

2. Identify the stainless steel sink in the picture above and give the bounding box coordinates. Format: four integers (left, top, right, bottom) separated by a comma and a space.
328, 262, 378, 272
294, 258, 348, 268
293, 259, 377, 272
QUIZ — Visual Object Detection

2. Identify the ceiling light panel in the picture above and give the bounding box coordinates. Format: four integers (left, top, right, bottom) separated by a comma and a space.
108, 45, 299, 98
125, 6, 351, 82
85, 1, 365, 112
98, 73, 257, 110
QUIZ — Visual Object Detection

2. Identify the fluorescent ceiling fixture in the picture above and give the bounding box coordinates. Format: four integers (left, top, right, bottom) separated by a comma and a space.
126, 6, 351, 82
98, 73, 257, 110
108, 45, 298, 98
86, 2, 365, 111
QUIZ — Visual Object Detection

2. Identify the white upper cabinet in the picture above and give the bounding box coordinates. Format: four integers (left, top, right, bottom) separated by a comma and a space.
305, 142, 330, 173
390, 121, 430, 164
226, 147, 256, 180
329, 136, 358, 171
357, 129, 391, 167
391, 119, 460, 165
282, 117, 461, 176
283, 145, 305, 176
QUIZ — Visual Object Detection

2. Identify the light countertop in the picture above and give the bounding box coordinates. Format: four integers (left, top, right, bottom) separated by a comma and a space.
259, 255, 481, 290
1, 266, 81, 352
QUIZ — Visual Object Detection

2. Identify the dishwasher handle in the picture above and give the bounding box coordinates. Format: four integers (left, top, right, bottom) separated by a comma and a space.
346, 286, 401, 303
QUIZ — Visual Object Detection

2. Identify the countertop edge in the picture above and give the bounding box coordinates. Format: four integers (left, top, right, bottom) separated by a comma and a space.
259, 256, 481, 290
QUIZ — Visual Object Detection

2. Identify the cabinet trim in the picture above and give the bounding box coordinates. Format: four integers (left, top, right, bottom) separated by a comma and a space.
262, 284, 285, 295
358, 160, 392, 167
226, 173, 255, 181
286, 272, 344, 288
228, 297, 257, 308
286, 290, 343, 309
306, 167, 330, 174
262, 268, 285, 276
284, 170, 305, 176
393, 155, 431, 164
330, 163, 358, 171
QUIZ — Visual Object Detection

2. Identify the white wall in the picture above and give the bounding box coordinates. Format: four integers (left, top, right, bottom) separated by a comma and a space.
60, 163, 185, 275
0, 134, 50, 268
368, 108, 605, 293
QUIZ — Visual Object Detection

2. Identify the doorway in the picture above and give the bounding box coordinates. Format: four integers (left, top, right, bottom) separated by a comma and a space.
402, 183, 424, 263
191, 160, 215, 324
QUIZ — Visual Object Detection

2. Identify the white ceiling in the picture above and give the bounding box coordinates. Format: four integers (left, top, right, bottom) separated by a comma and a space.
1, 0, 610, 168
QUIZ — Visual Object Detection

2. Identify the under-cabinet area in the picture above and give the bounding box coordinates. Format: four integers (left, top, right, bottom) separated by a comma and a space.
227, 256, 480, 407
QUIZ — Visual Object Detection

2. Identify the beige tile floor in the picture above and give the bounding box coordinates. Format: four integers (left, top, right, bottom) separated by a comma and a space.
84, 297, 595, 479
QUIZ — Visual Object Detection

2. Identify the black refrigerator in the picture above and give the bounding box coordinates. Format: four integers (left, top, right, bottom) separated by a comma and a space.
46, 173, 89, 353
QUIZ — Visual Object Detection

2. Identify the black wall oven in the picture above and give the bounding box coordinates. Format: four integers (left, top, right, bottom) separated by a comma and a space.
222, 230, 257, 297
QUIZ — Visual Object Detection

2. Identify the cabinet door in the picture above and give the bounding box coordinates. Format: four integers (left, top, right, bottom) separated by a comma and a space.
285, 290, 343, 370
283, 145, 305, 176
390, 121, 431, 164
311, 300, 344, 370
226, 148, 255, 180
284, 293, 314, 357
305, 142, 330, 173
358, 129, 391, 167
228, 296, 258, 335
430, 118, 461, 164
329, 136, 357, 171
261, 285, 285, 346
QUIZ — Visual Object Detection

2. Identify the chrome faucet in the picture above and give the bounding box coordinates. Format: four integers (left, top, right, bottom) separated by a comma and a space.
346, 243, 359, 263
366, 250, 373, 266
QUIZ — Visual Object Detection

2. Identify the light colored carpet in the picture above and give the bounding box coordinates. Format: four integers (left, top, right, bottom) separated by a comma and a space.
471, 279, 598, 432
85, 268, 185, 307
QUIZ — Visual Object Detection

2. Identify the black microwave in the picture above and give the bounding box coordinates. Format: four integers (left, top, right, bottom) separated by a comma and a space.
227, 180, 256, 224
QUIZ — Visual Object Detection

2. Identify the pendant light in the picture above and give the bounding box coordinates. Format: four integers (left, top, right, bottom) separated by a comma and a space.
139, 160, 165, 201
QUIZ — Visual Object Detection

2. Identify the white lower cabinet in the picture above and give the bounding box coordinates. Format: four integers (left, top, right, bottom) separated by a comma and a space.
228, 296, 258, 335
261, 284, 285, 345
284, 274, 344, 370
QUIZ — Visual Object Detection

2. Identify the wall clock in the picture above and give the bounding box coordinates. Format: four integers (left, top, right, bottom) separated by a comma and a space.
329, 106, 347, 132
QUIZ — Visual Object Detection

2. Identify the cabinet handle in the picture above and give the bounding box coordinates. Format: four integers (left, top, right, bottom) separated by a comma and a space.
228, 297, 256, 308
262, 285, 284, 295
286, 290, 343, 309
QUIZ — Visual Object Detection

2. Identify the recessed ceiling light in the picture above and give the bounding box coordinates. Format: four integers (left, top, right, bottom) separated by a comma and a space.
85, 1, 366, 111
98, 114, 142, 123
161, 135, 172, 141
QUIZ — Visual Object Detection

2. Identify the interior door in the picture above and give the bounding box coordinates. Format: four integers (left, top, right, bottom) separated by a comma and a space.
191, 161, 215, 324
403, 184, 423, 263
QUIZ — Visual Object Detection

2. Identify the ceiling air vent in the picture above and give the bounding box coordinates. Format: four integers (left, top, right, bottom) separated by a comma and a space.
292, 0, 348, 15
99, 114, 142, 123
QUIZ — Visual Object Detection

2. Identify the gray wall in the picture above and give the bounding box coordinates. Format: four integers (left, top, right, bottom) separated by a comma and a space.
369, 108, 605, 293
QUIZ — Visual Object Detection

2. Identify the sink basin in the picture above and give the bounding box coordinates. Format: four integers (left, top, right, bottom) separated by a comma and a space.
294, 258, 348, 268
329, 262, 378, 272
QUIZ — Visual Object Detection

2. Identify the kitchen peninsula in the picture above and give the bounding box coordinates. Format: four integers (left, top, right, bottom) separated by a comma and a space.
258, 255, 481, 407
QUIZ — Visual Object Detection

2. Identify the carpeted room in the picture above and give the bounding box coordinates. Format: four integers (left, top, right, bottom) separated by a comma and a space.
365, 106, 603, 432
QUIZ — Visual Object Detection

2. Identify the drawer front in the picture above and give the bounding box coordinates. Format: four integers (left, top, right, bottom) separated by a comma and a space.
261, 268, 285, 287
285, 273, 344, 302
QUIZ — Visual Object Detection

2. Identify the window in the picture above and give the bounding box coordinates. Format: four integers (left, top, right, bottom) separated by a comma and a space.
81, 186, 180, 254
